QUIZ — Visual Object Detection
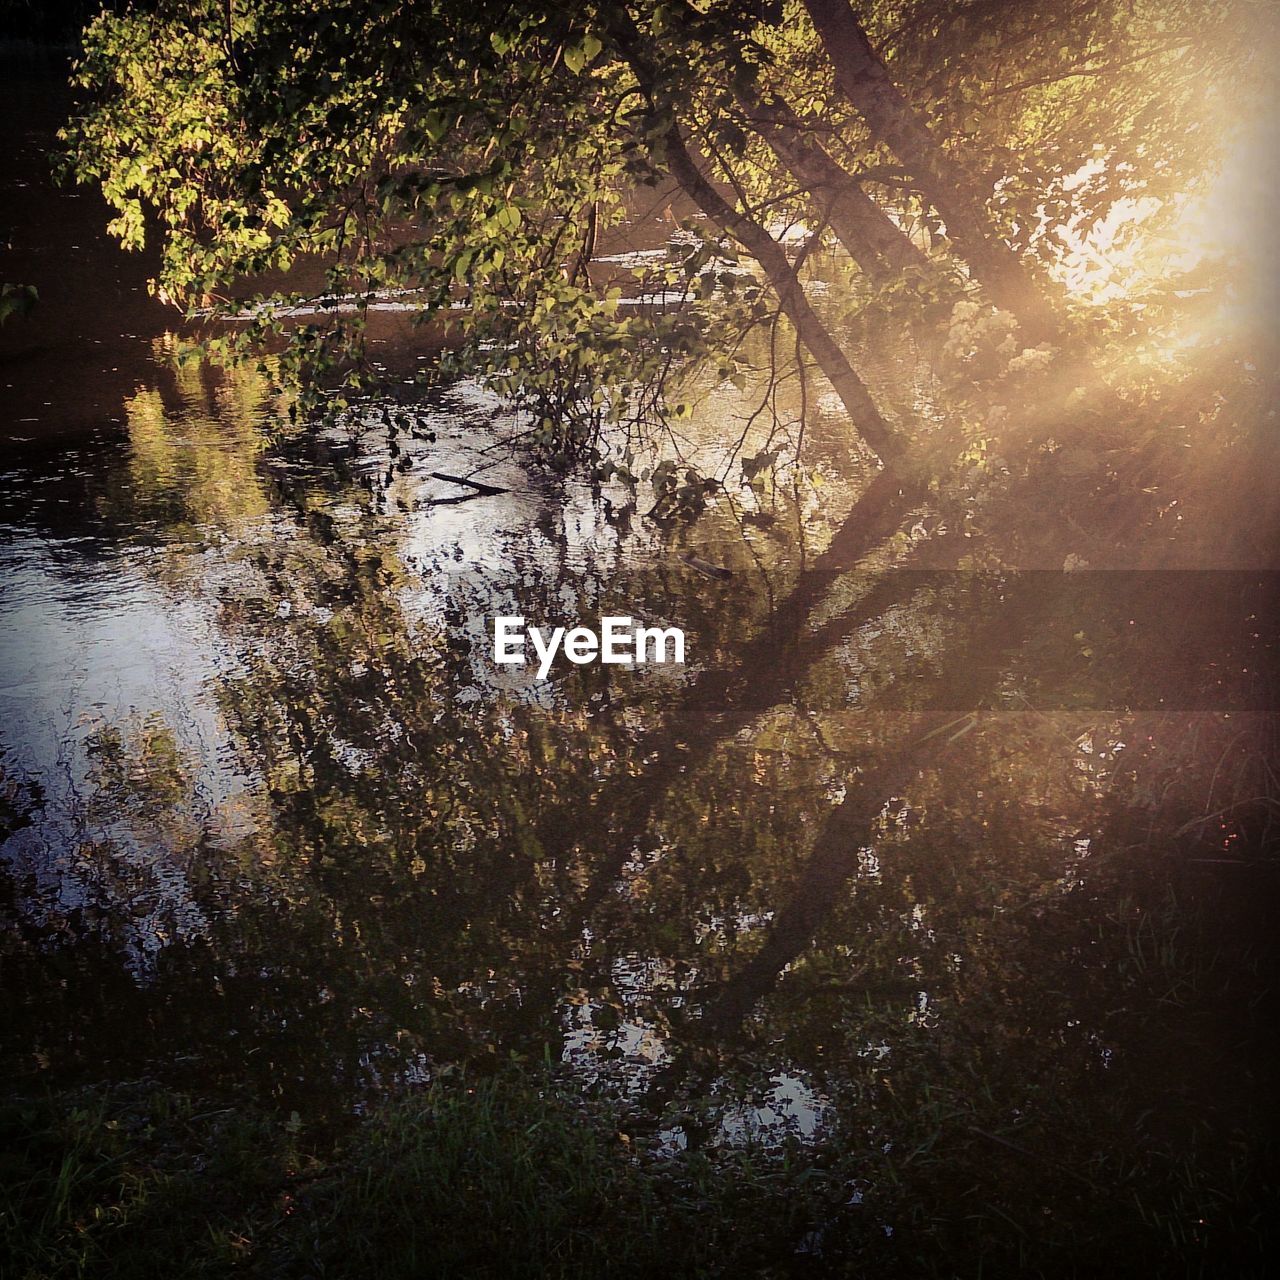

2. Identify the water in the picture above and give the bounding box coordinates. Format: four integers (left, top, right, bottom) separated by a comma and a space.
2, 69, 1275, 1167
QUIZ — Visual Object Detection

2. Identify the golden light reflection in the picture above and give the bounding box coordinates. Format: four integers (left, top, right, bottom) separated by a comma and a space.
123, 339, 277, 530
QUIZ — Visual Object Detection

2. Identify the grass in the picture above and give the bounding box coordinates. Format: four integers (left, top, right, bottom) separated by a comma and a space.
3, 1046, 1276, 1279
0, 1075, 844, 1280
0, 1086, 291, 1279
818, 835, 1280, 1279
3, 800, 1277, 1277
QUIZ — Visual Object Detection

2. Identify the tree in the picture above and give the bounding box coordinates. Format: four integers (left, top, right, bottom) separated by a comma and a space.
62, 0, 1253, 479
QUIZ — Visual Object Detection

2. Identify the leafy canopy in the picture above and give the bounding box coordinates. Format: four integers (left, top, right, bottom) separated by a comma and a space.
63, 0, 1255, 461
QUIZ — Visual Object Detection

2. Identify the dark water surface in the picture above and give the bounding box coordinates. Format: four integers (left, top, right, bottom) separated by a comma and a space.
3, 68, 1277, 1173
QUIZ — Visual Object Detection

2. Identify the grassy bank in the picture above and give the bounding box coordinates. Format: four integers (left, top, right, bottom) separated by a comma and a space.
2, 1074, 835, 1280
4, 796, 1277, 1278
3, 1052, 1275, 1278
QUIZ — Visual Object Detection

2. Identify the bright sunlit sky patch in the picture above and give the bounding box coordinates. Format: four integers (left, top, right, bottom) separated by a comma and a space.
1051, 68, 1278, 335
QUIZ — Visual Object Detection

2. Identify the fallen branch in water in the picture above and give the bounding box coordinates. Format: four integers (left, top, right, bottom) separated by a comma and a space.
429, 471, 510, 497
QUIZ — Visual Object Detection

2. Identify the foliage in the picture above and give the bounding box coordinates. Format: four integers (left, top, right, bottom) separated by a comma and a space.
5, 914, 1278, 1280
58, 0, 1265, 490
14, 4, 1278, 1276
0, 1074, 842, 1279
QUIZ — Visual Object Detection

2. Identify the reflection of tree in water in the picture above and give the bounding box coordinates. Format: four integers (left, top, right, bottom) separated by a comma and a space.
0, 2, 1272, 1266
4, 360, 1265, 1156
109, 341, 283, 535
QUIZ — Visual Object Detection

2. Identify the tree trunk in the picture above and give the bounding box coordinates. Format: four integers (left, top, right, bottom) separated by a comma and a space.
662, 123, 907, 464
606, 5, 906, 463
741, 90, 931, 283
802, 0, 1059, 343
701, 578, 1043, 1034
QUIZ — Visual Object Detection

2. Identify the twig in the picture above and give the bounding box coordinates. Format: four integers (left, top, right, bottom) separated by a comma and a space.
428, 471, 510, 497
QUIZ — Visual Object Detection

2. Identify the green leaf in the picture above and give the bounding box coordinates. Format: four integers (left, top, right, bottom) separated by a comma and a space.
423, 110, 447, 144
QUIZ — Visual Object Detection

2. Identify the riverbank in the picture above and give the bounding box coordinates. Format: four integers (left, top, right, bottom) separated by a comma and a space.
6, 826, 1277, 1279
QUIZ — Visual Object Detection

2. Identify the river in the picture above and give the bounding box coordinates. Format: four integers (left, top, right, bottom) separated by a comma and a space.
3, 53, 1276, 1184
